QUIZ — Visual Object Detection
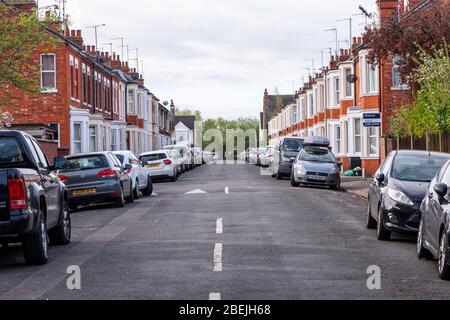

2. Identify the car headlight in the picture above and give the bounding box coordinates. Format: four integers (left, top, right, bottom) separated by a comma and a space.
330, 166, 340, 174
388, 188, 414, 206
282, 156, 292, 162
296, 165, 306, 175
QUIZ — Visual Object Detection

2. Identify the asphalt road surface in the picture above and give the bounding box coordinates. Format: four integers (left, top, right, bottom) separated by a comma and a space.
1, 163, 449, 300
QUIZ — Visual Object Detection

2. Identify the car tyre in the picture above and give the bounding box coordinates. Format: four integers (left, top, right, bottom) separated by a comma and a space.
49, 201, 71, 246
115, 187, 126, 207
276, 171, 284, 180
290, 172, 300, 187
377, 206, 391, 241
23, 212, 48, 265
439, 230, 450, 280
142, 177, 153, 196
366, 200, 377, 229
417, 218, 433, 260
126, 183, 134, 203
133, 180, 140, 200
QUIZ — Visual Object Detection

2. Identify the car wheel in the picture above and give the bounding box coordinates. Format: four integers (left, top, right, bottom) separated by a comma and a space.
133, 180, 140, 200
417, 218, 433, 260
126, 183, 135, 203
439, 230, 450, 280
142, 177, 153, 196
290, 172, 300, 187
276, 171, 284, 180
377, 206, 391, 241
115, 187, 126, 208
23, 212, 49, 265
49, 201, 71, 246
366, 200, 377, 229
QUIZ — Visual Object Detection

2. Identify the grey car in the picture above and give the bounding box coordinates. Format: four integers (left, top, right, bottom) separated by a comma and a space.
290, 138, 341, 190
58, 152, 133, 211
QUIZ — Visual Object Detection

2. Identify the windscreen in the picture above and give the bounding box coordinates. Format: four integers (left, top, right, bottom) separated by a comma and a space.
299, 147, 335, 163
283, 139, 304, 152
392, 155, 449, 182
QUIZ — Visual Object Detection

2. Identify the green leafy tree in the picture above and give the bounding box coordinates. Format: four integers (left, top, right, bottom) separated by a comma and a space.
0, 3, 60, 113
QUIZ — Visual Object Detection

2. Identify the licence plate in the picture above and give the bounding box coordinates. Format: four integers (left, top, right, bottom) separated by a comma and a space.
146, 164, 160, 168
73, 188, 96, 196
308, 175, 326, 181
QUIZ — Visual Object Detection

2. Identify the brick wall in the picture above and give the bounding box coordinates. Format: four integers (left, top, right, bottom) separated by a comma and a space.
36, 139, 58, 164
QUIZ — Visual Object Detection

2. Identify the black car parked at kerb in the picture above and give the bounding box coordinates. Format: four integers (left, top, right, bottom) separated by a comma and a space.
417, 159, 450, 280
0, 131, 71, 265
367, 150, 450, 241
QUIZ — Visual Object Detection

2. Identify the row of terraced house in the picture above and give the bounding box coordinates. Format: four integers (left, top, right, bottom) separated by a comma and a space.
261, 0, 429, 176
1, 0, 174, 158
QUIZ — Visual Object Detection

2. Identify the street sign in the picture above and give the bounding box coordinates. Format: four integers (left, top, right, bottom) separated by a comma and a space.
363, 112, 381, 127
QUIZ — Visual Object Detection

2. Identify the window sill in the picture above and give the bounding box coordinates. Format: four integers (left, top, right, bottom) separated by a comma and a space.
390, 86, 410, 91
360, 93, 379, 97
41, 88, 58, 94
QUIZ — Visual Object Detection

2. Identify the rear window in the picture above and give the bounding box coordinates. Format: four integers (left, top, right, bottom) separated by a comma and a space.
283, 139, 304, 152
63, 155, 109, 172
141, 153, 167, 162
0, 137, 26, 166
299, 147, 335, 163
392, 155, 449, 182
114, 154, 125, 164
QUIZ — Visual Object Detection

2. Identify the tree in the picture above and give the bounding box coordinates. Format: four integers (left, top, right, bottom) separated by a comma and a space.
175, 108, 202, 121
363, 0, 450, 87
0, 3, 60, 111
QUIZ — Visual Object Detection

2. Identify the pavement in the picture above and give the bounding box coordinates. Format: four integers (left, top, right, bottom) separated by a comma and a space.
0, 163, 449, 300
341, 176, 371, 199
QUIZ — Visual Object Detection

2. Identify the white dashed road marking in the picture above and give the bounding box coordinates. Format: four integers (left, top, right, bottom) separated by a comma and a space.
213, 243, 223, 272
185, 189, 208, 194
216, 218, 223, 234
209, 293, 221, 300
225, 187, 229, 194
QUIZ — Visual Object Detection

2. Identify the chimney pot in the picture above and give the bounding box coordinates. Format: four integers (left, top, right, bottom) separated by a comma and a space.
76, 30, 81, 37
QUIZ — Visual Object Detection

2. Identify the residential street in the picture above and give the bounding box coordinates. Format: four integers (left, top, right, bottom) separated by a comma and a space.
0, 163, 449, 300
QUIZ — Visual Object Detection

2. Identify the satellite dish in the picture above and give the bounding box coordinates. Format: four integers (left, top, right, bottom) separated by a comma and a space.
163, 101, 169, 106
347, 74, 358, 83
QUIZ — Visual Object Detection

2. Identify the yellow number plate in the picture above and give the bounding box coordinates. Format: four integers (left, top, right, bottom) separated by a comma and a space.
73, 188, 96, 196
147, 164, 160, 168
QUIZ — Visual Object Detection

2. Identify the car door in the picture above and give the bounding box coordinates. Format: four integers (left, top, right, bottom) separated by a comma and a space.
27, 137, 60, 227
109, 153, 130, 195
429, 163, 450, 249
131, 153, 146, 188
372, 153, 393, 214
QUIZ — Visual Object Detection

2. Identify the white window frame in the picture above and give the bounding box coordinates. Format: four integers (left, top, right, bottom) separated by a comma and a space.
40, 53, 57, 92
73, 122, 82, 154
344, 67, 352, 98
368, 127, 379, 156
354, 118, 362, 154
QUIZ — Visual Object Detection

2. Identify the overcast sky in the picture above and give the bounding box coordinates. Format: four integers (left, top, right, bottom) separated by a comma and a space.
39, 0, 377, 120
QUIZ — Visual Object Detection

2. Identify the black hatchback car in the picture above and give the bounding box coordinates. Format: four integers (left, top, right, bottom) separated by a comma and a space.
367, 150, 450, 241
417, 159, 450, 280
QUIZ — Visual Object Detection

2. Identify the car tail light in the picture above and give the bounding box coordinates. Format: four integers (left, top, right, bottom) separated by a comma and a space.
8, 177, 26, 210
97, 169, 117, 178
163, 159, 172, 165
58, 175, 69, 183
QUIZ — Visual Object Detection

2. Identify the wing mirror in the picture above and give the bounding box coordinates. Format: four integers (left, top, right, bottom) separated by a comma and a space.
375, 173, 385, 184
434, 183, 448, 200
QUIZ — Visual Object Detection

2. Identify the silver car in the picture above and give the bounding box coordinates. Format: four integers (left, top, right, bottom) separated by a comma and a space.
290, 137, 341, 190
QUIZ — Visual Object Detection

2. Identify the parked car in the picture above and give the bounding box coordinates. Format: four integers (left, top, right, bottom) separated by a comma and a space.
290, 137, 341, 190
59, 152, 133, 211
417, 159, 450, 280
113, 151, 153, 199
0, 131, 71, 265
256, 147, 266, 166
192, 147, 203, 166
163, 145, 193, 171
271, 137, 305, 180
167, 149, 184, 176
248, 148, 258, 164
260, 146, 275, 168
140, 150, 178, 182
367, 150, 450, 241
